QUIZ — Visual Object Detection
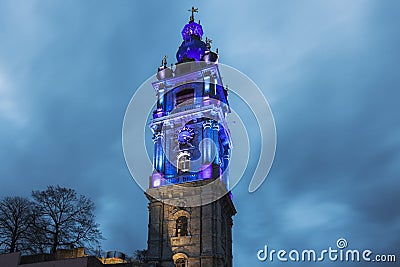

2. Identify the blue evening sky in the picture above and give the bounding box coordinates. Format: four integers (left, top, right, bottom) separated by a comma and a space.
0, 1, 399, 266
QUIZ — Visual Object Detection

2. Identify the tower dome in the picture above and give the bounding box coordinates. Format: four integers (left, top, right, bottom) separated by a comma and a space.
181, 21, 204, 41
176, 7, 208, 63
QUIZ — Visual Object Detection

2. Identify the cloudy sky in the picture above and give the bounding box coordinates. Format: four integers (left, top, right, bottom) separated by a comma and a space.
0, 0, 399, 266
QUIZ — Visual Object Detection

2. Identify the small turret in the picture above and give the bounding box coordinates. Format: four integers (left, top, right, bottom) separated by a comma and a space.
157, 55, 173, 80
203, 37, 219, 64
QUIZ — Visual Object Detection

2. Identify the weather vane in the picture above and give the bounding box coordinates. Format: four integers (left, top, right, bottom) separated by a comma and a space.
189, 6, 199, 22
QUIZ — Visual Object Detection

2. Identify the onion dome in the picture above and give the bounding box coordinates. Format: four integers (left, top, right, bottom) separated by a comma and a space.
176, 22, 207, 63
176, 7, 208, 63
181, 21, 204, 41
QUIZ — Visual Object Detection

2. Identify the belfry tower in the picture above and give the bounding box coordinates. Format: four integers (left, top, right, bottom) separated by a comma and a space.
145, 8, 236, 267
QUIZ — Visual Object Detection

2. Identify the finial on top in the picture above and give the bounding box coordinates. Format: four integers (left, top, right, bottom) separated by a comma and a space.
162, 55, 168, 67
206, 37, 212, 49
188, 6, 199, 22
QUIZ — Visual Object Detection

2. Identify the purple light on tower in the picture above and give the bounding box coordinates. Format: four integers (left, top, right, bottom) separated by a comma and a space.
181, 22, 204, 41
201, 164, 213, 179
153, 108, 165, 119
177, 21, 207, 62
152, 173, 162, 187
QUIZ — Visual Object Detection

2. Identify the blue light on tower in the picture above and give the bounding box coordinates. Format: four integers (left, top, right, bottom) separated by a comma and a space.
149, 7, 231, 189
144, 8, 237, 267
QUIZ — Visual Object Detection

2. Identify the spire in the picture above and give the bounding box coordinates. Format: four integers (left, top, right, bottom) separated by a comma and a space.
176, 7, 218, 64
188, 6, 199, 23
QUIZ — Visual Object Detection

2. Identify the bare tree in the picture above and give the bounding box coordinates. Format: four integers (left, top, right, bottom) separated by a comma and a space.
31, 185, 103, 254
0, 196, 33, 253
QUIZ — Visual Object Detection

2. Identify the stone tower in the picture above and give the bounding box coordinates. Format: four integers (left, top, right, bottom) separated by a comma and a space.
145, 8, 236, 267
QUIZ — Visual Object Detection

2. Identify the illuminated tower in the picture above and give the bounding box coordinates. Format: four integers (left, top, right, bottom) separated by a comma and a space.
146, 8, 236, 267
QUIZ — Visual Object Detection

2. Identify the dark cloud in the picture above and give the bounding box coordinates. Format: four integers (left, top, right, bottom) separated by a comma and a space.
0, 0, 399, 265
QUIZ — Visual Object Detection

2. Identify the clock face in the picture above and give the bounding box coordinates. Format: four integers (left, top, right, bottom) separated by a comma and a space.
178, 126, 195, 144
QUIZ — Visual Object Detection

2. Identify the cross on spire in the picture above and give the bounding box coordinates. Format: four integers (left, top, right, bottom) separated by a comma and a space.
188, 6, 199, 22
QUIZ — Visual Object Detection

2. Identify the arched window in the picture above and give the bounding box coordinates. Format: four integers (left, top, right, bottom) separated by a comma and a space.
176, 216, 188, 237
177, 154, 190, 173
175, 258, 187, 267
176, 88, 194, 106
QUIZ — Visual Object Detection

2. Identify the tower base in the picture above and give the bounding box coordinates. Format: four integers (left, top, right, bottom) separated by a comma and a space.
145, 183, 236, 267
